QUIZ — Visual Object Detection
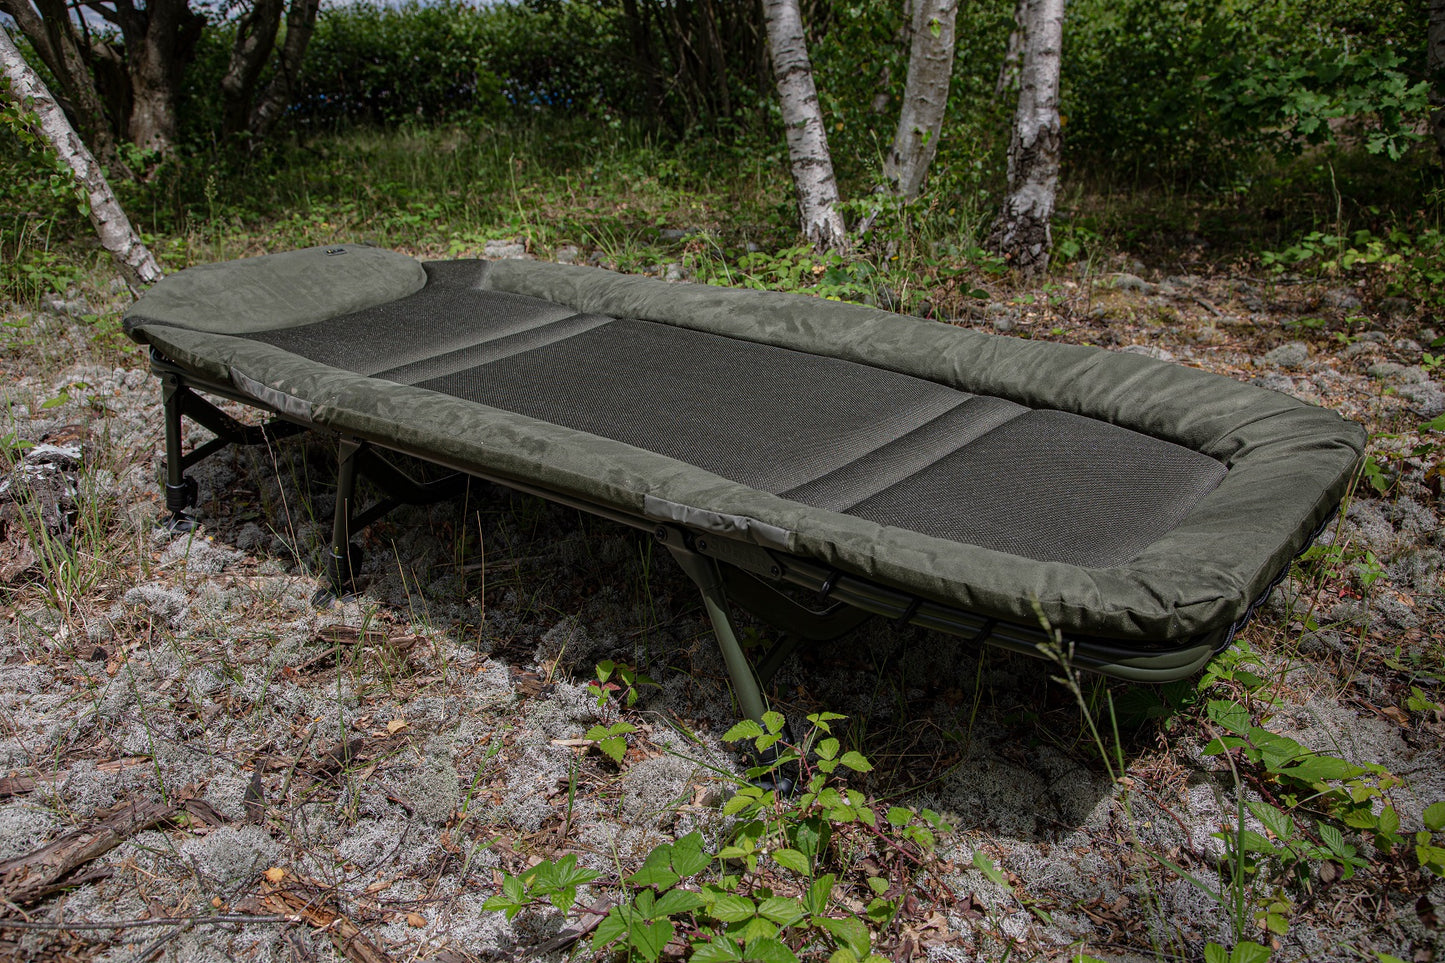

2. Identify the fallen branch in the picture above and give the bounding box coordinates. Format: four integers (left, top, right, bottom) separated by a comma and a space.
0, 757, 151, 799
0, 797, 222, 908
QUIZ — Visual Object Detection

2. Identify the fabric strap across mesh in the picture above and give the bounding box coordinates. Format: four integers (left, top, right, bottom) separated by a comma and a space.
245, 270, 1228, 568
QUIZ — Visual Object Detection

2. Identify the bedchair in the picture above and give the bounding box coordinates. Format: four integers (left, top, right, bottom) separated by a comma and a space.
122, 245, 1365, 720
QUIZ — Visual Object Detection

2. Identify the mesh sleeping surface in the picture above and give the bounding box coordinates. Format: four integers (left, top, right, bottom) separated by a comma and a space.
241, 275, 1229, 568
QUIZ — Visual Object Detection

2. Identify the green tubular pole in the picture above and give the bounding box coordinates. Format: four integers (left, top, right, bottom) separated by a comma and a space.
667, 547, 767, 722
326, 436, 363, 595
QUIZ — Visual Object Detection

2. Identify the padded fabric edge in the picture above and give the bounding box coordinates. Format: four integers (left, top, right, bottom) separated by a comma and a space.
124, 245, 427, 336
131, 320, 1360, 644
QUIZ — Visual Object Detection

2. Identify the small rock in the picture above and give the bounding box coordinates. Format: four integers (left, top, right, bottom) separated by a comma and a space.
40, 296, 91, 318
482, 240, 529, 260
1109, 273, 1156, 295
1262, 342, 1309, 369
1121, 344, 1175, 362
554, 245, 581, 265
1354, 331, 1389, 344
1250, 372, 1297, 394
745, 242, 762, 253
1379, 297, 1413, 319
1397, 382, 1445, 418
1366, 362, 1427, 384
1322, 288, 1362, 311
1340, 340, 1381, 360
1393, 339, 1422, 358
658, 228, 696, 241
663, 262, 686, 283
992, 316, 1016, 333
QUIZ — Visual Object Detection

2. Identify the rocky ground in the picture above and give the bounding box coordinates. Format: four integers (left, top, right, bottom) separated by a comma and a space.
0, 250, 1442, 962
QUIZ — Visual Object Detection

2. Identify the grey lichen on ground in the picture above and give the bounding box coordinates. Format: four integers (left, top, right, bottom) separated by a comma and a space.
0, 265, 1441, 962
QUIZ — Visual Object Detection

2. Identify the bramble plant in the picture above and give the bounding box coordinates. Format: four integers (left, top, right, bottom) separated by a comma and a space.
486, 712, 949, 962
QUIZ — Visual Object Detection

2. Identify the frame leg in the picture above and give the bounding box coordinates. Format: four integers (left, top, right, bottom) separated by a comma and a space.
666, 546, 767, 723
160, 374, 199, 532
317, 436, 363, 603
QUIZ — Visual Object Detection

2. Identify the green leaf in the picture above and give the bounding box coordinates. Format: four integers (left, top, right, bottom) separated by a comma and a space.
628, 917, 674, 963
816, 738, 839, 761
817, 916, 870, 956
972, 851, 1011, 891
1281, 754, 1361, 784
838, 750, 872, 772
771, 848, 811, 875
886, 807, 912, 827
709, 894, 757, 923
592, 906, 630, 950
737, 916, 779, 941
629, 845, 680, 890
757, 896, 805, 927
1317, 821, 1349, 856
1424, 802, 1445, 832
762, 710, 786, 734
1416, 842, 1445, 873
1231, 941, 1273, 963
1246, 800, 1294, 841
671, 831, 711, 878
804, 873, 835, 916
743, 937, 801, 963
1377, 806, 1401, 840
1204, 945, 1231, 963
1207, 699, 1251, 735
652, 888, 705, 918
691, 937, 747, 962
724, 720, 764, 741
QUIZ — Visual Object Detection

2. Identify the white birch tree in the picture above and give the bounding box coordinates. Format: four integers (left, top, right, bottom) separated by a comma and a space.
883, 0, 958, 199
1, 26, 162, 291
987, 0, 1064, 276
762, 0, 848, 252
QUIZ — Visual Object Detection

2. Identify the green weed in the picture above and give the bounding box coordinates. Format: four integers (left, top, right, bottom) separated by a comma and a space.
488, 711, 947, 962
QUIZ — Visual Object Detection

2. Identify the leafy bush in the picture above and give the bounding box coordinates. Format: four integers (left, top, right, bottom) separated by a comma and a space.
1064, 0, 1429, 180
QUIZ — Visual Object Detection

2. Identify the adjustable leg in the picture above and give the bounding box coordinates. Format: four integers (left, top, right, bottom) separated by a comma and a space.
160, 374, 199, 532
317, 436, 364, 604
665, 545, 767, 723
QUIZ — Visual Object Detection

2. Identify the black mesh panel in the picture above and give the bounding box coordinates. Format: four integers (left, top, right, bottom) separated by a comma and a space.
781, 396, 1028, 511
845, 409, 1229, 566
416, 319, 969, 493
250, 286, 578, 376
374, 313, 612, 384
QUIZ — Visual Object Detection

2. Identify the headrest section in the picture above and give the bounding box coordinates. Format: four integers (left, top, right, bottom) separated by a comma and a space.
123, 245, 427, 336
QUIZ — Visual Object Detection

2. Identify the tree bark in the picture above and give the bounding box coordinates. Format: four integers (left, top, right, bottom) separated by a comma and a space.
994, 0, 1024, 97
1, 26, 163, 291
883, 0, 957, 198
0, 0, 130, 177
220, 0, 285, 137
762, 0, 847, 251
987, 0, 1064, 277
107, 0, 204, 157
247, 0, 320, 137
1430, 0, 1445, 163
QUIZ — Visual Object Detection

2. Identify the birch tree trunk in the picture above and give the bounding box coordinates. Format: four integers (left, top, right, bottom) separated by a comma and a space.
0, 0, 130, 178
883, 0, 958, 198
987, 0, 1064, 277
994, 0, 1024, 97
1430, 0, 1445, 162
1, 27, 163, 291
762, 0, 847, 252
